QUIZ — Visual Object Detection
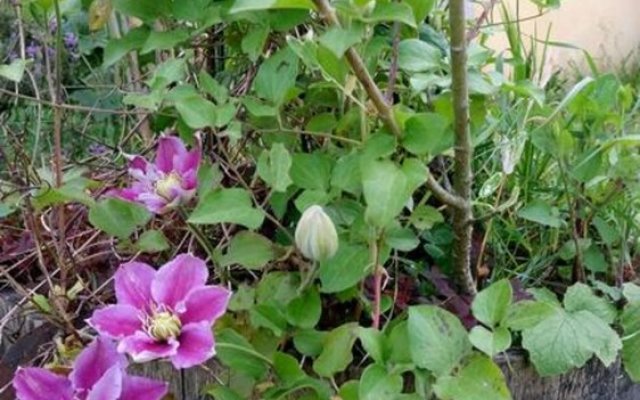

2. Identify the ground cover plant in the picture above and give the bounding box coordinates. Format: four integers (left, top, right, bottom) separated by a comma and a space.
1, 0, 640, 399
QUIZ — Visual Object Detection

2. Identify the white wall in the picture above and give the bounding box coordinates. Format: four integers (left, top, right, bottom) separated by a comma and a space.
481, 0, 640, 75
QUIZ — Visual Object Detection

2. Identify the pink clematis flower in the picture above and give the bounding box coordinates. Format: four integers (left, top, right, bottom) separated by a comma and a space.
111, 136, 201, 214
88, 254, 231, 369
12, 337, 168, 400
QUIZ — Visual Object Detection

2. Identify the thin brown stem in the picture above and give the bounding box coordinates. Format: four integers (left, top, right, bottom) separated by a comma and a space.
311, 0, 401, 138
385, 21, 401, 104
450, 0, 477, 296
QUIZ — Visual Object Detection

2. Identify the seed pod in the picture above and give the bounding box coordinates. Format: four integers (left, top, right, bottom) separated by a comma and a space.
295, 205, 338, 262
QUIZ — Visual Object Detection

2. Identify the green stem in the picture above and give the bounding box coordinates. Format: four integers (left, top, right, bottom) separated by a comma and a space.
178, 208, 221, 279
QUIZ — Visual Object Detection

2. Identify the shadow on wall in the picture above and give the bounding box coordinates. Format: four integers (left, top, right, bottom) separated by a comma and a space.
481, 0, 640, 75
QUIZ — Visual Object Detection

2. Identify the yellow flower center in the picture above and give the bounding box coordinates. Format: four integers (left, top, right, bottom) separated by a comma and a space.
148, 311, 182, 341
155, 172, 182, 200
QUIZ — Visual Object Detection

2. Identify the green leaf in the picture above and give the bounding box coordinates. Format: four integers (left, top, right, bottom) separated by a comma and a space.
136, 230, 169, 253
216, 328, 269, 379
319, 244, 371, 293
410, 205, 444, 230
286, 287, 321, 329
402, 113, 450, 156
405, 0, 435, 23
433, 355, 511, 400
357, 327, 386, 364
175, 95, 218, 129
250, 303, 288, 336
219, 231, 275, 270
319, 26, 364, 58
521, 307, 622, 376
471, 279, 512, 327
229, 0, 314, 13
140, 28, 189, 54
206, 386, 244, 400
0, 203, 15, 218
331, 153, 361, 195
242, 96, 278, 117
198, 71, 229, 104
365, 2, 417, 28
0, 59, 27, 82
294, 329, 326, 357
388, 321, 412, 364
621, 302, 640, 382
313, 323, 358, 377
468, 326, 511, 357
623, 283, 640, 303
362, 160, 408, 228
564, 283, 617, 324
504, 300, 557, 331
359, 364, 403, 400
517, 201, 564, 228
189, 188, 264, 229
254, 47, 299, 105
89, 198, 151, 239
273, 352, 306, 386
257, 143, 293, 192
290, 153, 333, 191
228, 284, 255, 312
408, 306, 472, 376
398, 39, 441, 72
242, 24, 270, 62
112, 0, 170, 21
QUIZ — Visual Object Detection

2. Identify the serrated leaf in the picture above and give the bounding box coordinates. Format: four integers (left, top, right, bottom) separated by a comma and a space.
189, 188, 264, 229
319, 26, 364, 58
365, 2, 417, 28
564, 282, 617, 324
521, 307, 622, 376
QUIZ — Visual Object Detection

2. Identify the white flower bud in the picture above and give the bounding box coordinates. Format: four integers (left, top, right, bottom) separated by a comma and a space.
295, 205, 339, 262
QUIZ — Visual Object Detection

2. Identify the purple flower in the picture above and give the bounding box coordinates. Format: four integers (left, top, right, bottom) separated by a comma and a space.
63, 32, 78, 50
12, 337, 168, 400
88, 254, 230, 369
110, 136, 201, 214
25, 42, 41, 59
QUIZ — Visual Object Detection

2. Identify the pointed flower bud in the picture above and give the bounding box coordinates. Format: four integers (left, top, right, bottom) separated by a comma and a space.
295, 205, 339, 262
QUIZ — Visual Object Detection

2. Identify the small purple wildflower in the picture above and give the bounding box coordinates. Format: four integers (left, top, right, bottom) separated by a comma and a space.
25, 42, 41, 59
88, 254, 230, 369
108, 135, 201, 214
12, 337, 168, 400
63, 32, 78, 50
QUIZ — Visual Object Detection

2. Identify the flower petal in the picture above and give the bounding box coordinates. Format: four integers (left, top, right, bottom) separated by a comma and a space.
156, 136, 187, 173
176, 148, 201, 176
13, 368, 73, 400
115, 262, 156, 310
170, 322, 215, 369
86, 366, 123, 400
180, 286, 231, 325
136, 193, 170, 214
120, 375, 168, 400
118, 332, 179, 363
151, 254, 208, 311
70, 337, 126, 393
88, 305, 142, 339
